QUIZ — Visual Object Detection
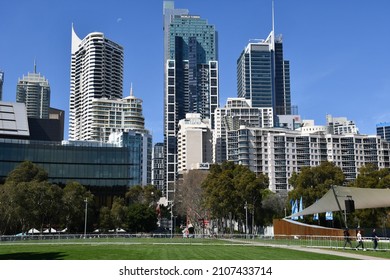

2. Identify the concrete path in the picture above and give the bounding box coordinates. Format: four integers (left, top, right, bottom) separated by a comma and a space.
223, 239, 387, 260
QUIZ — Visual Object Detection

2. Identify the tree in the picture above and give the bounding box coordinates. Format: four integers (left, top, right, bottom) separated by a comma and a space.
62, 181, 94, 232
288, 161, 345, 225
111, 196, 128, 230
29, 182, 63, 232
127, 203, 158, 233
6, 161, 48, 184
0, 161, 54, 234
175, 170, 209, 233
202, 162, 269, 233
99, 206, 113, 233
125, 185, 161, 206
347, 164, 390, 228
0, 182, 31, 234
261, 190, 288, 225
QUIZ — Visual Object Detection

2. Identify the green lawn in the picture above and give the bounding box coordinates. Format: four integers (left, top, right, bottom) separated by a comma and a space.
0, 238, 355, 260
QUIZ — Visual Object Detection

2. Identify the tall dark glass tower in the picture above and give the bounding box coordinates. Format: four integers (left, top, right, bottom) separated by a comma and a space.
163, 1, 218, 202
237, 32, 291, 115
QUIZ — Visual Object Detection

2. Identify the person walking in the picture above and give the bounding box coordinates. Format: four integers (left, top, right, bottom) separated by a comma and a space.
343, 228, 352, 249
372, 229, 379, 250
355, 230, 365, 251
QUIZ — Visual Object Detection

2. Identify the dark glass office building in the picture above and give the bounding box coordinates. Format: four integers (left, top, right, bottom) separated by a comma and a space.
377, 122, 390, 142
0, 139, 132, 205
163, 1, 218, 202
237, 33, 291, 115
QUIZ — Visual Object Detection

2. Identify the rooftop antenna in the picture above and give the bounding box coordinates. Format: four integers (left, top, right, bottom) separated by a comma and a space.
271, 0, 275, 49
130, 82, 134, 97
34, 58, 37, 73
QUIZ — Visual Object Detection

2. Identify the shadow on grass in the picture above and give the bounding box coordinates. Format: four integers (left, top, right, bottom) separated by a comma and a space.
0, 252, 67, 260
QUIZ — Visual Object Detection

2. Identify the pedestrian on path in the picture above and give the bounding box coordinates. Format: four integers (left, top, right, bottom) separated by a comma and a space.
355, 230, 365, 251
372, 229, 379, 250
343, 228, 352, 249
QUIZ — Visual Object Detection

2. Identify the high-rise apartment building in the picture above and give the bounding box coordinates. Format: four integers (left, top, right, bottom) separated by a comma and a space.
69, 26, 124, 141
0, 70, 4, 101
89, 87, 148, 142
326, 114, 358, 135
163, 1, 218, 201
227, 126, 390, 192
213, 98, 274, 163
237, 33, 291, 115
177, 113, 213, 173
152, 143, 165, 193
16, 65, 50, 119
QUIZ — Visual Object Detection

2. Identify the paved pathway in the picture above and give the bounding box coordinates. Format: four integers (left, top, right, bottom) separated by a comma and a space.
223, 239, 387, 260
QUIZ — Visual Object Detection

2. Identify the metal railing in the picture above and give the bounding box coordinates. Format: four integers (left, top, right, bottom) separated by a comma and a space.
1, 233, 389, 251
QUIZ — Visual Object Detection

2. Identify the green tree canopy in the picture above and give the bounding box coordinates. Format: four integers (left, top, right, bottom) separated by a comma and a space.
201, 161, 269, 232
347, 164, 390, 228
287, 161, 345, 225
61, 181, 94, 232
5, 161, 48, 184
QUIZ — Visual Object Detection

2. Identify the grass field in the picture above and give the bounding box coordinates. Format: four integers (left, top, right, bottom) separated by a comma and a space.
0, 238, 358, 260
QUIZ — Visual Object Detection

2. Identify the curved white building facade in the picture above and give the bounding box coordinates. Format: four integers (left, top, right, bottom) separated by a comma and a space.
69, 26, 124, 141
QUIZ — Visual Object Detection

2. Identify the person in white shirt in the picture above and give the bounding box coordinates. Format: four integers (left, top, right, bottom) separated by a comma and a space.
355, 230, 365, 251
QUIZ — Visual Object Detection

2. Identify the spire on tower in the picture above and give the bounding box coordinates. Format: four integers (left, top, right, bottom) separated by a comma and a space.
271, 0, 275, 49
130, 83, 134, 97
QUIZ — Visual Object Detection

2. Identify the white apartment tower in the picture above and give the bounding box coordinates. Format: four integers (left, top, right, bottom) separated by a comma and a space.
227, 126, 388, 193
69, 26, 124, 141
90, 86, 147, 142
177, 113, 213, 173
213, 98, 273, 163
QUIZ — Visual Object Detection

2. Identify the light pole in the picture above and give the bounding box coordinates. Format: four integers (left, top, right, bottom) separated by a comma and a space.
170, 203, 174, 238
244, 201, 248, 238
84, 198, 88, 239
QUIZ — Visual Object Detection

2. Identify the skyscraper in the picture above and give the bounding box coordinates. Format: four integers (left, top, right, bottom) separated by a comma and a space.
16, 64, 50, 119
237, 18, 291, 115
89, 86, 148, 142
69, 26, 124, 141
376, 122, 390, 142
0, 70, 4, 101
163, 1, 219, 201
152, 142, 165, 193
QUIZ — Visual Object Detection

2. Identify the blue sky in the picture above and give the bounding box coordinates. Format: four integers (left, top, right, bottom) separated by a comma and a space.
1, 0, 390, 143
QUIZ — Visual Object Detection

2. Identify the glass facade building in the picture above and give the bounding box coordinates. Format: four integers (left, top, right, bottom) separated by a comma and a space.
0, 139, 134, 204
108, 130, 153, 186
237, 34, 291, 115
163, 1, 219, 202
377, 122, 390, 143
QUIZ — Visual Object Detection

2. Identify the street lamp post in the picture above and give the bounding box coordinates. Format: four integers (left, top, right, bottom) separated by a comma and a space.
244, 201, 248, 239
84, 198, 88, 239
170, 203, 174, 238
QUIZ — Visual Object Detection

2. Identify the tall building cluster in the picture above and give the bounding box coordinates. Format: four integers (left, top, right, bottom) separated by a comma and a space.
1, 0, 390, 209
